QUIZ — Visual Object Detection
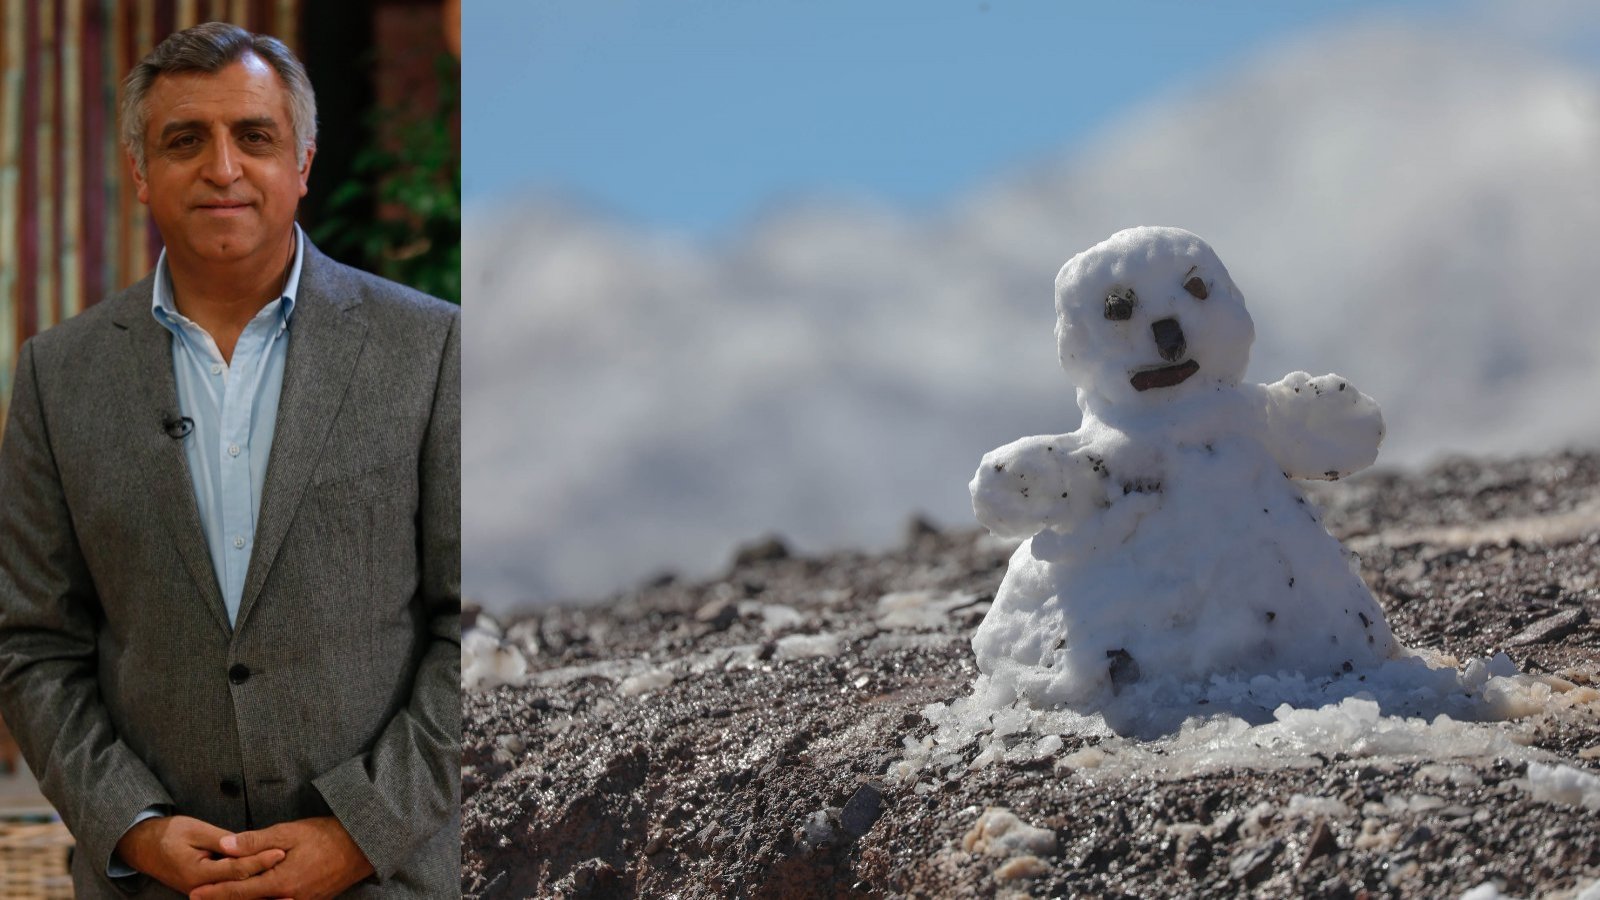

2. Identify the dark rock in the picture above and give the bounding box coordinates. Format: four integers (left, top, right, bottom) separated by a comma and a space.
644, 826, 674, 856
732, 535, 790, 567
1401, 824, 1434, 850
567, 858, 616, 896
840, 780, 886, 839
1176, 833, 1212, 877
1107, 648, 1141, 690
1306, 819, 1339, 862
905, 514, 941, 542
1506, 608, 1588, 646
1228, 839, 1281, 885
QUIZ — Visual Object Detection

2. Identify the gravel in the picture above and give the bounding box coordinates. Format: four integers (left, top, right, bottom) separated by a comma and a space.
463, 450, 1600, 898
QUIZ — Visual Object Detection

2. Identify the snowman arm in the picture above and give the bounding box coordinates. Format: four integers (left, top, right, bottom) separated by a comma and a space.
1251, 372, 1385, 481
969, 432, 1101, 538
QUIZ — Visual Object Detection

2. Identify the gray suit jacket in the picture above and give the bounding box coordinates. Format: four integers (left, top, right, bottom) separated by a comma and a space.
0, 242, 461, 897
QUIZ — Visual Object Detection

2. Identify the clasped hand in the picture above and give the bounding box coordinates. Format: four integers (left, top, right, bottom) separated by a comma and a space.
117, 814, 374, 900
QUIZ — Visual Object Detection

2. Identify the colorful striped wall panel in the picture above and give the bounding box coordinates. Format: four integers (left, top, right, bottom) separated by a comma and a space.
0, 0, 301, 438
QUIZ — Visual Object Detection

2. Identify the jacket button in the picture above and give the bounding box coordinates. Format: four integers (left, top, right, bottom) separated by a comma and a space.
220, 778, 242, 798
228, 664, 251, 684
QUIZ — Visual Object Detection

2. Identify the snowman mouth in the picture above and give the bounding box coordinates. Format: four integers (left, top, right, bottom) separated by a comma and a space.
1130, 359, 1200, 392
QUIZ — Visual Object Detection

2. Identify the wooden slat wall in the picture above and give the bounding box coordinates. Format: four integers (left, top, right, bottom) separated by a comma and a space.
0, 0, 300, 438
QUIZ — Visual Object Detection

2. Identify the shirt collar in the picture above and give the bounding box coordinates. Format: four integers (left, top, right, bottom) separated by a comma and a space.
151, 223, 305, 332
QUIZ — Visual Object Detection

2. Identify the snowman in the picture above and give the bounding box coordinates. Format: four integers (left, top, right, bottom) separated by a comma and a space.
970, 226, 1399, 709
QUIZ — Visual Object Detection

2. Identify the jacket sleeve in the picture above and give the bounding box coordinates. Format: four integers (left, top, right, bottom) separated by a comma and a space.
310, 310, 462, 879
0, 339, 174, 885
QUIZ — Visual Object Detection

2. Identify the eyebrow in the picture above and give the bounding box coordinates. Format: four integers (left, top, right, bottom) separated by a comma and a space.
234, 116, 281, 133
157, 116, 282, 141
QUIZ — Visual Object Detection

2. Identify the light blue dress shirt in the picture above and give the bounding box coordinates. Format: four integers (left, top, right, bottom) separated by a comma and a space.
108, 225, 303, 879
150, 225, 303, 626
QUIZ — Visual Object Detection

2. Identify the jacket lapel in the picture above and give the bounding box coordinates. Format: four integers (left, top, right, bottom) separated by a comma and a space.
111, 284, 234, 636
235, 244, 368, 631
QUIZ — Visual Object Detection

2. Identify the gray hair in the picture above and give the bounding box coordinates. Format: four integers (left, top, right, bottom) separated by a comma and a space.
121, 22, 317, 174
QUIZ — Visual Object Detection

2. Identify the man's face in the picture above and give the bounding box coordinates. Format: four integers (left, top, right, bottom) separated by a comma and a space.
130, 53, 313, 266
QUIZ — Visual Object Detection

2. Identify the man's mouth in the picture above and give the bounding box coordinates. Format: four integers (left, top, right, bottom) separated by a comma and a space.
1130, 359, 1199, 392
196, 200, 252, 212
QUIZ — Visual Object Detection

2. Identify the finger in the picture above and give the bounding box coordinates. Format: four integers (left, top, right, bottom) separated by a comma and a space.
196, 848, 287, 884
188, 865, 283, 900
219, 825, 289, 857
175, 817, 234, 855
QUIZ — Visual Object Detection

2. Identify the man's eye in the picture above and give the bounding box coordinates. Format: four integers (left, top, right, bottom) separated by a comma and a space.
244, 132, 268, 142
1183, 274, 1208, 300
1104, 287, 1136, 321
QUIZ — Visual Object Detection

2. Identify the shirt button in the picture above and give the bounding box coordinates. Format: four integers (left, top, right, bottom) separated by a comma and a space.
211, 364, 223, 375
228, 444, 240, 457
220, 778, 242, 798
228, 664, 251, 684
233, 536, 245, 549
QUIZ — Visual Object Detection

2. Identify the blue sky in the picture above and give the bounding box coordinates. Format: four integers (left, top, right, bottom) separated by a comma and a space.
465, 0, 1461, 237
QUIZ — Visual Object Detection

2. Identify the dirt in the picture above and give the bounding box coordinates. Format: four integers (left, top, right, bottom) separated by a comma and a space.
462, 451, 1600, 898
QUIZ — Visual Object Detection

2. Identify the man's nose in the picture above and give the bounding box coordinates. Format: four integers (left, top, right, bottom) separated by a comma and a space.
1152, 317, 1186, 362
201, 139, 242, 185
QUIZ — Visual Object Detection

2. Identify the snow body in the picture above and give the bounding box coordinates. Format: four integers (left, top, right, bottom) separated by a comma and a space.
970, 227, 1396, 709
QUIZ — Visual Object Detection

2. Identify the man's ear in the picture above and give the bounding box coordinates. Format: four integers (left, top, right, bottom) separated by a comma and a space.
297, 143, 316, 198
127, 153, 150, 205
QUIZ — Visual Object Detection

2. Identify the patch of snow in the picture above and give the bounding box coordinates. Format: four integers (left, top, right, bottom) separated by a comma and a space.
803, 809, 836, 846
1032, 734, 1064, 759
1286, 794, 1353, 820
740, 601, 806, 635
875, 590, 978, 630
618, 668, 675, 697
492, 734, 525, 765
1055, 746, 1108, 772
962, 807, 1057, 858
462, 629, 529, 691
994, 855, 1049, 882
1524, 762, 1600, 811
889, 652, 1572, 785
1418, 763, 1483, 787
774, 632, 844, 659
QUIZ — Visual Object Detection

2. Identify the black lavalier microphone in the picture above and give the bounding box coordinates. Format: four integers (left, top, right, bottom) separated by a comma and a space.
162, 414, 194, 440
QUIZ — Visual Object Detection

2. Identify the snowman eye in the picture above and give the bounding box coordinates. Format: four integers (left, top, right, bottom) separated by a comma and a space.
1104, 287, 1136, 321
1183, 269, 1209, 300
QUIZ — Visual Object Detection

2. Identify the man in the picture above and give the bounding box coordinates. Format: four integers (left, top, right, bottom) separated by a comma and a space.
0, 23, 459, 899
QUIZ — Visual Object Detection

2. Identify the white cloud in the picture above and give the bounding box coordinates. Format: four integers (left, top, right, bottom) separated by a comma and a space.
465, 20, 1600, 611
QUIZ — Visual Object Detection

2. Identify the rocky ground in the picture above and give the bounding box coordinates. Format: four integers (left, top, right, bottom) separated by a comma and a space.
462, 451, 1600, 899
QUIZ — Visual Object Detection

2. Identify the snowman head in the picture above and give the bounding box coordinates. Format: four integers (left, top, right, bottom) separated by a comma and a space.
1055, 226, 1254, 411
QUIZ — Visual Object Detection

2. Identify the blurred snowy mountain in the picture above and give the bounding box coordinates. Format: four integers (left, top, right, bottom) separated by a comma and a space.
465, 21, 1600, 610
